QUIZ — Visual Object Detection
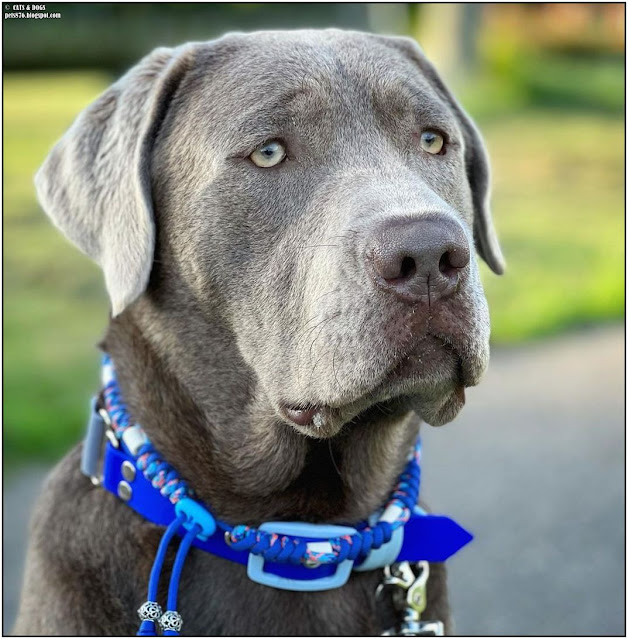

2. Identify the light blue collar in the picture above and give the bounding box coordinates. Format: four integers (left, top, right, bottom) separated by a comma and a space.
81, 355, 472, 636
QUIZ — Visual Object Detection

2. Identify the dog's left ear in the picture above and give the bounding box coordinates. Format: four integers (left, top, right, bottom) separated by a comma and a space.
383, 36, 505, 275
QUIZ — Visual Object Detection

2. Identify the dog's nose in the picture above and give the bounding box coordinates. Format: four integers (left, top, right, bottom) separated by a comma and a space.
366, 216, 470, 303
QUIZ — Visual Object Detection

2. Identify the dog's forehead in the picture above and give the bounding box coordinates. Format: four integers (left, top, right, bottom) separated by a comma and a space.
217, 29, 415, 76
189, 30, 451, 126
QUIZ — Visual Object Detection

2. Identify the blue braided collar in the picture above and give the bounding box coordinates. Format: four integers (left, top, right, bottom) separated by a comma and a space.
81, 355, 472, 635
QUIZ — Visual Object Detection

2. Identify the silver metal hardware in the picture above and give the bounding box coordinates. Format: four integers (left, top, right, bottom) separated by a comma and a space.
382, 562, 417, 590
399, 619, 445, 636
117, 480, 132, 501
405, 561, 429, 615
224, 531, 234, 546
376, 561, 417, 611
159, 610, 183, 633
138, 600, 163, 622
378, 562, 445, 636
121, 460, 136, 482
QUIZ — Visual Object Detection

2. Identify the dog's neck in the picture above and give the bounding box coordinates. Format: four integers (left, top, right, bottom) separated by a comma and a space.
103, 296, 420, 526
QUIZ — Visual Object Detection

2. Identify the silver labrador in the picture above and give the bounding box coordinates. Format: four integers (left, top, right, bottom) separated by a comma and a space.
16, 29, 503, 635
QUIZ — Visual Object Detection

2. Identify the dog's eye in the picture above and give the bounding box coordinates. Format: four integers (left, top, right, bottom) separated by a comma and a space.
250, 140, 286, 167
420, 130, 445, 155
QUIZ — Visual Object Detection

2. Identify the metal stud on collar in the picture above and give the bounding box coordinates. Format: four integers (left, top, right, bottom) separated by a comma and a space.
117, 480, 132, 501
121, 460, 136, 482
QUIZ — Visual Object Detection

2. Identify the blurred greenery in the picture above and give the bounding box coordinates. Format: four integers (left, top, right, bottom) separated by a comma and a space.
2, 3, 371, 72
3, 8, 625, 462
4, 73, 110, 464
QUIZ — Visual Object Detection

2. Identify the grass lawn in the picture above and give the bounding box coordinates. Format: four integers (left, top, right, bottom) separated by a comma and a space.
3, 71, 625, 463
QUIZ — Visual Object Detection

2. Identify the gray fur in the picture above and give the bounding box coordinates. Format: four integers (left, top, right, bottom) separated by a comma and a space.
17, 29, 501, 635
34, 45, 197, 315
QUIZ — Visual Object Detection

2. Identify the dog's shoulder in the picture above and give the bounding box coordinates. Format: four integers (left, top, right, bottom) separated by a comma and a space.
29, 445, 116, 554
15, 444, 161, 634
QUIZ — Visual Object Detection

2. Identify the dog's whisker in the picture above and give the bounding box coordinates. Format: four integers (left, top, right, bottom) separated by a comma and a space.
306, 313, 340, 364
327, 440, 344, 482
293, 315, 332, 355
293, 244, 340, 250
331, 342, 341, 391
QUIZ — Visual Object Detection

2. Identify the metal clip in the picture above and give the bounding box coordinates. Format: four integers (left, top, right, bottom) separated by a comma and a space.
405, 561, 429, 615
400, 620, 445, 637
376, 561, 416, 598
378, 562, 445, 637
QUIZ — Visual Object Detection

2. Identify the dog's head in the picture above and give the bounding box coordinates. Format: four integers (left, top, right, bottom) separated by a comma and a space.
36, 30, 503, 438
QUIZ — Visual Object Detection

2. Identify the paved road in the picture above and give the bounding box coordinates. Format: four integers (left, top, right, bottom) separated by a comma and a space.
3, 325, 625, 635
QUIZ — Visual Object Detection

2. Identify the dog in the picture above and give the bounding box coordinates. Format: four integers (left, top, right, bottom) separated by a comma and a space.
15, 29, 503, 636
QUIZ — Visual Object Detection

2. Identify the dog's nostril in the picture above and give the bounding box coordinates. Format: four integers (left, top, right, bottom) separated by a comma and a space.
439, 251, 457, 279
398, 256, 416, 281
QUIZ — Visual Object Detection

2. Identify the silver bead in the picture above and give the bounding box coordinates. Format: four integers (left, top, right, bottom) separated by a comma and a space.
138, 600, 162, 621
160, 610, 183, 633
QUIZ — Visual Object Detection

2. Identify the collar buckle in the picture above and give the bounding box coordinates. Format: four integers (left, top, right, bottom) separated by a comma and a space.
246, 521, 357, 591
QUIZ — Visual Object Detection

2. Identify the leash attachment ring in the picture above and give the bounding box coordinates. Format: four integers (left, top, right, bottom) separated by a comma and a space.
378, 561, 444, 637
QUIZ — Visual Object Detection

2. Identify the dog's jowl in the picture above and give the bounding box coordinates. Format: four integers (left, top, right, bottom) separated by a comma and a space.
16, 30, 503, 636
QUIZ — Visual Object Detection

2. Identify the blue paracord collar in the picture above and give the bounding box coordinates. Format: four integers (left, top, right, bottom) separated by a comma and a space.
81, 355, 472, 636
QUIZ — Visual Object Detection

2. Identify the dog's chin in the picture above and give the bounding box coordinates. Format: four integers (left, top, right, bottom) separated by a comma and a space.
277, 337, 474, 438
279, 383, 465, 439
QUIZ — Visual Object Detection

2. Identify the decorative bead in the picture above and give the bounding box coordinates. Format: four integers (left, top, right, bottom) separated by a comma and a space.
138, 600, 163, 621
159, 610, 183, 633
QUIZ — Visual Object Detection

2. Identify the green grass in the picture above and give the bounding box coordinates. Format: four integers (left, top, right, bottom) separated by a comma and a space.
3, 70, 625, 462
4, 72, 111, 463
461, 48, 625, 119
477, 110, 625, 342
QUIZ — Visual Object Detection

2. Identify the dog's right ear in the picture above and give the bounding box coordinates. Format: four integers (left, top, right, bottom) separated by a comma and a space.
35, 45, 197, 316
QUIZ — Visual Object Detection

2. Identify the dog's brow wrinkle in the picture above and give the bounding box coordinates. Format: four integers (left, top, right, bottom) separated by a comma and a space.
229, 84, 329, 143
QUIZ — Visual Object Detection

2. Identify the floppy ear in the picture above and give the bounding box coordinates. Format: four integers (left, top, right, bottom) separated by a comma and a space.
35, 44, 197, 315
384, 36, 505, 275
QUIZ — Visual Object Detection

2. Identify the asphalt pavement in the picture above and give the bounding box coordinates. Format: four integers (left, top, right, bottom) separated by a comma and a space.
3, 325, 625, 635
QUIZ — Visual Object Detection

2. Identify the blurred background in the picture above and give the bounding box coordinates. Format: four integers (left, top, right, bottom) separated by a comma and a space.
3, 3, 625, 635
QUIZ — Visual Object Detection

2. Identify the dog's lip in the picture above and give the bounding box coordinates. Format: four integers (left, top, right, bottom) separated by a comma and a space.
279, 404, 319, 427
279, 403, 337, 430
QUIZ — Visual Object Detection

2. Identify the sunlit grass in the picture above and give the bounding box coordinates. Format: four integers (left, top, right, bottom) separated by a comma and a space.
477, 109, 625, 342
4, 72, 110, 462
3, 71, 624, 461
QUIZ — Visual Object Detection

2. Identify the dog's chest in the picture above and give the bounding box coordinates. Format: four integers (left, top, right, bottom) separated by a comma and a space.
175, 550, 383, 635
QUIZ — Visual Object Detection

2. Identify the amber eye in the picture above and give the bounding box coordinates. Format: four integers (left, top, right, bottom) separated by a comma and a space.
250, 140, 286, 167
420, 130, 445, 155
